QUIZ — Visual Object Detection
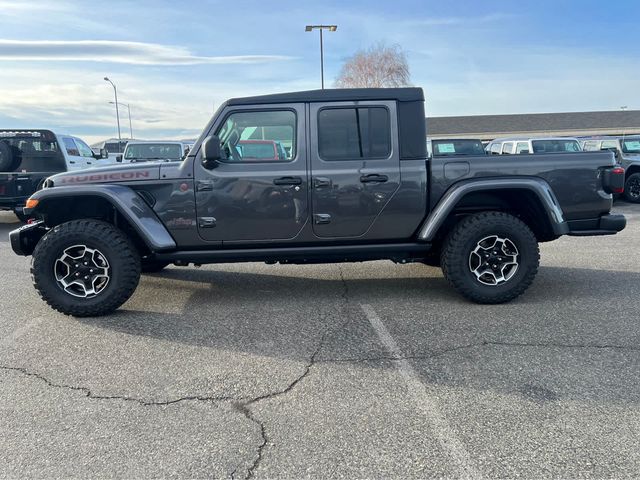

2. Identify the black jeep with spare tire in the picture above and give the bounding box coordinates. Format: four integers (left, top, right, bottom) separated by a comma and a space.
10, 88, 627, 316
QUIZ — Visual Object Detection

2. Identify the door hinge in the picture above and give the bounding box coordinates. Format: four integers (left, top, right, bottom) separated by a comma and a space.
313, 213, 332, 225
198, 217, 217, 228
196, 180, 214, 192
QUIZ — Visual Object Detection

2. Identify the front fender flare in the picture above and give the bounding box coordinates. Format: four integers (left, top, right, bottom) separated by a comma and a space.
26, 184, 176, 251
417, 177, 569, 241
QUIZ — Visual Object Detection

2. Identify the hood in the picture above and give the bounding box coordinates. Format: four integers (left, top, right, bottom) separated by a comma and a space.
47, 163, 161, 187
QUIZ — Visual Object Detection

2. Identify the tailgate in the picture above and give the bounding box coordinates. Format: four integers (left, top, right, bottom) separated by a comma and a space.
0, 173, 17, 197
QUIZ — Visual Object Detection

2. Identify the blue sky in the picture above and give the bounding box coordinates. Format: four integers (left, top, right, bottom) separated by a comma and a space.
0, 0, 638, 143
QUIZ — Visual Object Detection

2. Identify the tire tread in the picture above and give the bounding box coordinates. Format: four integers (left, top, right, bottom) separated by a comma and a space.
31, 219, 140, 317
441, 212, 539, 304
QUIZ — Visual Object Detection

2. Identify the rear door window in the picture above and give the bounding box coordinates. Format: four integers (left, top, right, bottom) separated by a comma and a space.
317, 107, 391, 160
62, 137, 80, 157
61, 137, 86, 168
515, 142, 530, 154
501, 142, 514, 154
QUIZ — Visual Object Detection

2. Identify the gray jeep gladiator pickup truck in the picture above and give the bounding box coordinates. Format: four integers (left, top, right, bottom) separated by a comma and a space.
10, 88, 627, 316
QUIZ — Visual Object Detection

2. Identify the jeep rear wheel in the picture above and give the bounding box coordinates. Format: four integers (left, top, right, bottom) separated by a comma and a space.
31, 220, 141, 317
441, 212, 539, 304
624, 173, 640, 203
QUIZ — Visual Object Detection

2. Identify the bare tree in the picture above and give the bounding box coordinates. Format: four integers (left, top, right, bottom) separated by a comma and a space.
335, 44, 411, 88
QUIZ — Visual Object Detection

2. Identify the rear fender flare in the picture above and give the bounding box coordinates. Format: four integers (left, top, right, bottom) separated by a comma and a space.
27, 184, 176, 251
417, 178, 568, 241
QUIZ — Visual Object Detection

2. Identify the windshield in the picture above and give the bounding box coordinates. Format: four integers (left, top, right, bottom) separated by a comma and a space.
622, 139, 640, 154
238, 141, 278, 160
432, 140, 485, 156
124, 143, 182, 160
531, 139, 581, 153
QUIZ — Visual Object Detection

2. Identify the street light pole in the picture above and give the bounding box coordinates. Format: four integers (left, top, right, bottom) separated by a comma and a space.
111, 101, 133, 139
104, 77, 122, 151
305, 25, 337, 89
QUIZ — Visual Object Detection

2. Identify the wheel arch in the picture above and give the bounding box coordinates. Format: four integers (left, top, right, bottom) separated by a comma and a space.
27, 185, 176, 253
625, 164, 640, 178
418, 178, 568, 244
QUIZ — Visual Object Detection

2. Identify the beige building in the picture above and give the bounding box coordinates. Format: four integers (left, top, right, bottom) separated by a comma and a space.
427, 110, 640, 141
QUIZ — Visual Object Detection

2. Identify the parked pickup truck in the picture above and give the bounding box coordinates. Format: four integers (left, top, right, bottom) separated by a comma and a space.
1, 130, 111, 221
580, 136, 640, 203
10, 88, 626, 316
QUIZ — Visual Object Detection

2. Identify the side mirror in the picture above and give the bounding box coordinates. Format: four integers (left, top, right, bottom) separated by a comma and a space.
202, 135, 222, 169
116, 154, 123, 162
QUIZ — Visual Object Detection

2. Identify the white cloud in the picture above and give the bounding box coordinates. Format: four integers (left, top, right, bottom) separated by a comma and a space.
0, 39, 293, 65
408, 13, 515, 27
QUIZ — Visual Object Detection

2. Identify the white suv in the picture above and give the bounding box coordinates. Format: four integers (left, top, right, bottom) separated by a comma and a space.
486, 137, 582, 155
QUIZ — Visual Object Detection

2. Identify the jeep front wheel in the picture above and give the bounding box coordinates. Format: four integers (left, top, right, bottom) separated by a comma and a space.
441, 212, 539, 304
31, 220, 141, 316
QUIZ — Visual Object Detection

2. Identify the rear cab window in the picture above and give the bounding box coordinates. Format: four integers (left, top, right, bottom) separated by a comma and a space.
531, 139, 581, 153
0, 130, 65, 172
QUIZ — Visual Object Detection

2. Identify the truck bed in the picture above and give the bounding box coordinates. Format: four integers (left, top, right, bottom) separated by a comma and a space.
429, 151, 616, 222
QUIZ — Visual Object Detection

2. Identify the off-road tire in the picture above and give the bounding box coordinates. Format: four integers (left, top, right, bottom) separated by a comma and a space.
141, 260, 170, 273
441, 212, 539, 304
623, 173, 640, 203
31, 220, 141, 317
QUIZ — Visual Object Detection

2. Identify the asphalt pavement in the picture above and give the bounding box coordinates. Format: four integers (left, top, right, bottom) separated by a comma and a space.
1, 203, 639, 479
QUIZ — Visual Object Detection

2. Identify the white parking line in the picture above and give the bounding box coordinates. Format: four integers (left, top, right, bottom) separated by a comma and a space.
0, 317, 43, 348
360, 304, 481, 479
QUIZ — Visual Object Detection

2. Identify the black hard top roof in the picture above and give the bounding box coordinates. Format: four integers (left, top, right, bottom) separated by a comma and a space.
227, 87, 424, 106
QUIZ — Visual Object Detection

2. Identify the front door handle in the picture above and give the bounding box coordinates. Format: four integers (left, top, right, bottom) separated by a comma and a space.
274, 176, 302, 186
360, 174, 388, 183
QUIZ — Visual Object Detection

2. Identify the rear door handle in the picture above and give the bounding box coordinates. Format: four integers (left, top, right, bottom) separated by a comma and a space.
314, 177, 331, 188
274, 176, 302, 186
360, 174, 388, 183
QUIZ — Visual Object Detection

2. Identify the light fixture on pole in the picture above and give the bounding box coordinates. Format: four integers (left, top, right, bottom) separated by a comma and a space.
104, 77, 122, 152
109, 101, 133, 139
305, 24, 337, 89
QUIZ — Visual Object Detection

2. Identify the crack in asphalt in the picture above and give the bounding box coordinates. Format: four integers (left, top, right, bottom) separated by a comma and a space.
0, 288, 353, 480
0, 365, 237, 406
318, 339, 640, 364
232, 266, 354, 479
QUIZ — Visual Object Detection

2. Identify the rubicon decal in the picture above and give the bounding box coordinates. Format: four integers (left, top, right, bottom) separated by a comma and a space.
59, 170, 152, 184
